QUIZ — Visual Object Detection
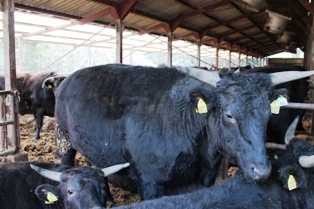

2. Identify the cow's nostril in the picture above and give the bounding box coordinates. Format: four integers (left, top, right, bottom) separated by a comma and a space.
248, 163, 271, 181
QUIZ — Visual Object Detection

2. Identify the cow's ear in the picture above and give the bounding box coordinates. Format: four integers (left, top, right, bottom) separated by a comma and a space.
269, 88, 289, 102
35, 184, 60, 204
43, 79, 54, 89
190, 89, 215, 114
278, 164, 307, 190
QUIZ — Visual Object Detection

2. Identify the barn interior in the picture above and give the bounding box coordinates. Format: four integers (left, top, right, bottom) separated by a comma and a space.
1, 0, 314, 207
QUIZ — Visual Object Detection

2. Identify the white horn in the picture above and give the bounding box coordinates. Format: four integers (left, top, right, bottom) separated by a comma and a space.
30, 164, 61, 182
177, 67, 221, 87
285, 116, 299, 145
270, 70, 314, 86
299, 155, 314, 168
101, 163, 130, 177
42, 77, 55, 88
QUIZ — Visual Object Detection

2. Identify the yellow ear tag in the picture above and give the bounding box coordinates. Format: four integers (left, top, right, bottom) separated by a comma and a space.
196, 98, 208, 114
270, 101, 280, 114
270, 95, 288, 114
45, 192, 58, 204
287, 175, 297, 191
47, 84, 53, 89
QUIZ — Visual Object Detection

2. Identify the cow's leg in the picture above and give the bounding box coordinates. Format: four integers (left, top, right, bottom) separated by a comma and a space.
33, 108, 44, 140
61, 147, 77, 167
104, 177, 114, 203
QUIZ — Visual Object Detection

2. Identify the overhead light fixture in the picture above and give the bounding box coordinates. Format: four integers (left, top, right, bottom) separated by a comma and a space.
276, 31, 295, 45
264, 10, 291, 35
232, 0, 264, 12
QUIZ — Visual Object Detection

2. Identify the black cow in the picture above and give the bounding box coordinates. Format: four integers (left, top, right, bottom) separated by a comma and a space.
113, 118, 314, 209
0, 161, 129, 209
42, 74, 67, 93
0, 72, 66, 140
54, 64, 314, 200
241, 65, 309, 144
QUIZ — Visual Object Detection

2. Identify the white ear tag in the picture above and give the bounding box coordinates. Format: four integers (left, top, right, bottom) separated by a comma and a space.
196, 98, 208, 114
270, 95, 288, 114
287, 175, 297, 191
275, 95, 288, 107
270, 101, 280, 114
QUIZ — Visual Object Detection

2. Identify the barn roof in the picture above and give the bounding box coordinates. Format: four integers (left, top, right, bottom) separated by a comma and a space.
10, 0, 312, 58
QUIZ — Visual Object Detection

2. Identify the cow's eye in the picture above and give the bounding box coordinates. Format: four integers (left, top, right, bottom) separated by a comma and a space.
68, 190, 73, 195
226, 114, 233, 119
224, 110, 236, 124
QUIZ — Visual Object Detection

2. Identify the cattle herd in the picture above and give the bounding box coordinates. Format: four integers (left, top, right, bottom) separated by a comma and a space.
0, 64, 314, 208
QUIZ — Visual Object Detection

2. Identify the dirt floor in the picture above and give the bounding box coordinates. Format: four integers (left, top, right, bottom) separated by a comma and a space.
0, 114, 141, 207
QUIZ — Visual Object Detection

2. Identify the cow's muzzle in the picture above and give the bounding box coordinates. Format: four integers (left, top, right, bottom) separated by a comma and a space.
245, 162, 271, 181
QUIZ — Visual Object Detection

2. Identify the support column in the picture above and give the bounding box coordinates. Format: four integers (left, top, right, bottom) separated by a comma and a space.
2, 0, 16, 91
195, 40, 201, 67
238, 53, 241, 66
1, 0, 22, 160
215, 47, 219, 70
167, 32, 173, 66
116, 19, 123, 64
18, 38, 23, 71
228, 51, 231, 70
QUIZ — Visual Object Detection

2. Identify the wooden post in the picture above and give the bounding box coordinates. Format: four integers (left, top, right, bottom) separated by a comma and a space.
216, 46, 219, 70
116, 19, 123, 64
2, 0, 16, 91
228, 50, 231, 70
167, 32, 173, 66
303, 4, 314, 136
1, 0, 21, 159
195, 40, 201, 67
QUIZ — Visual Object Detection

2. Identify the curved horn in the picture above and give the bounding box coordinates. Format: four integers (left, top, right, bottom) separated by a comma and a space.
42, 77, 55, 88
299, 155, 314, 168
176, 67, 221, 87
270, 70, 314, 86
30, 164, 61, 182
101, 163, 130, 177
285, 116, 299, 145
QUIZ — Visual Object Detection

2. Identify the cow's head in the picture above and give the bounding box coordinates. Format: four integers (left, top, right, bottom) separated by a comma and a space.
178, 67, 314, 182
273, 117, 314, 196
42, 75, 67, 94
31, 163, 130, 209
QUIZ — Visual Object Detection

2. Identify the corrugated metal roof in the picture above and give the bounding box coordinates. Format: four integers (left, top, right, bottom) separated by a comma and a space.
9, 0, 311, 57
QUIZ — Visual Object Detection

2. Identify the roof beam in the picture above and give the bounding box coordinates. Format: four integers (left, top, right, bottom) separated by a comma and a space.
176, 0, 269, 56
174, 32, 200, 41
170, 0, 232, 31
17, 7, 117, 38
220, 25, 257, 39
200, 8, 266, 38
91, 0, 137, 20
299, 0, 314, 14
79, 7, 113, 24
139, 23, 170, 34
293, 18, 309, 34
231, 31, 264, 44
291, 6, 312, 27
116, 0, 137, 20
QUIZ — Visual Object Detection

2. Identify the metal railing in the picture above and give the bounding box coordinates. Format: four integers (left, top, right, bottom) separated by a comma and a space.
0, 90, 20, 156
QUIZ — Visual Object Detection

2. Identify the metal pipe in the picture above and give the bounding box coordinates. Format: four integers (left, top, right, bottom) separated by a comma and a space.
284, 102, 314, 110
